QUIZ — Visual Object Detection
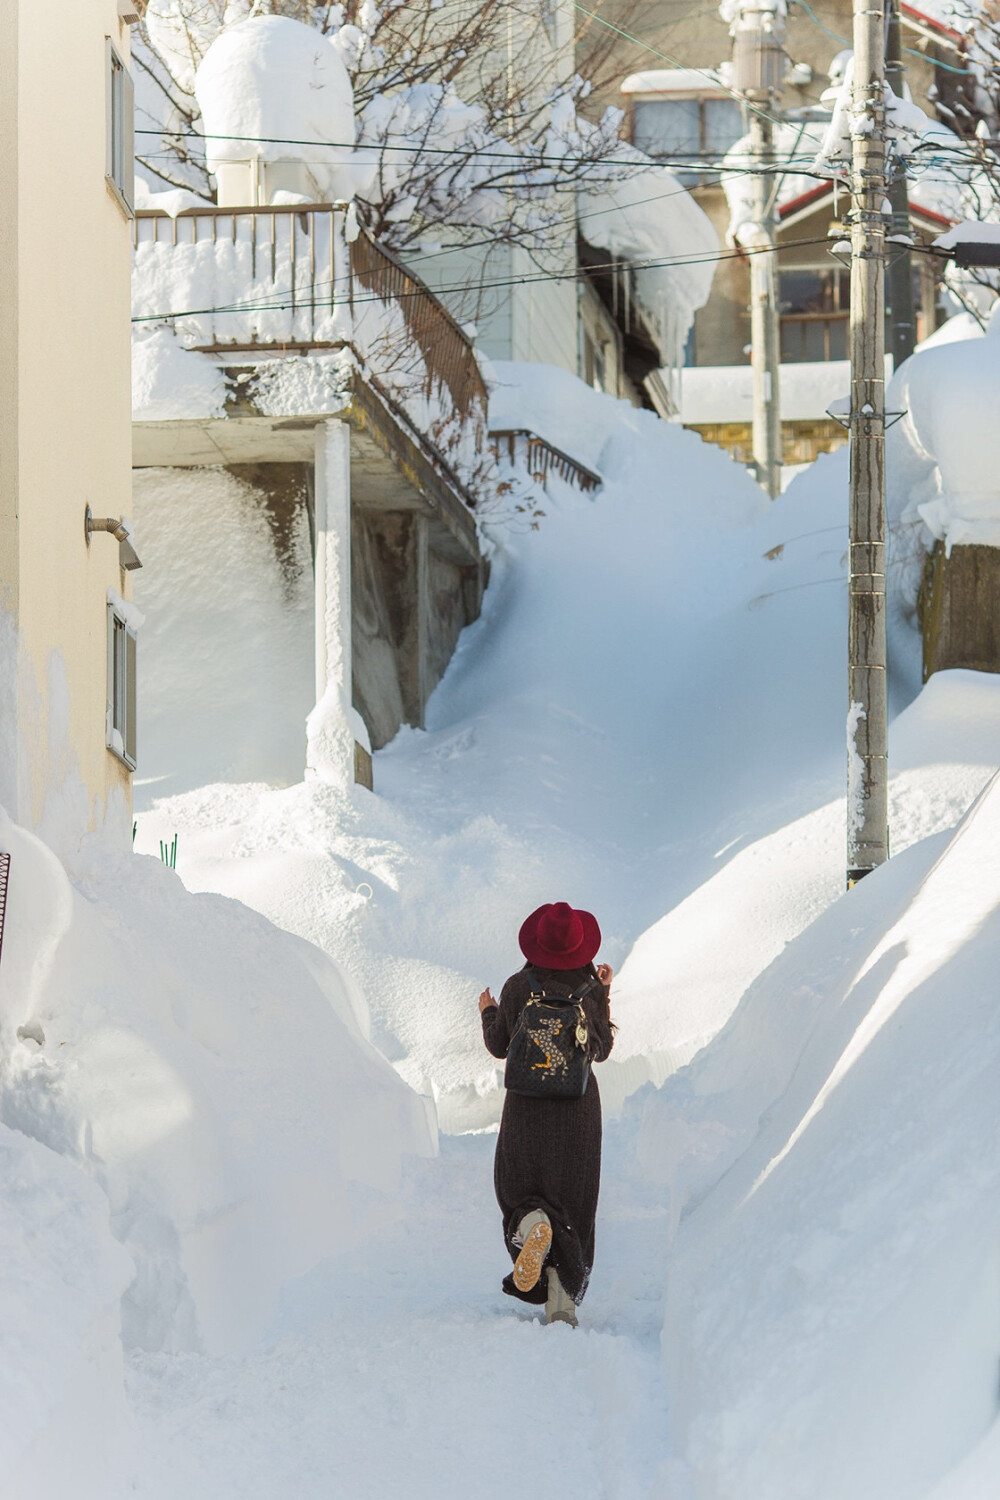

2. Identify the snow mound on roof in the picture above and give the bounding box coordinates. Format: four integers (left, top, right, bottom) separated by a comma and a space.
195, 15, 370, 203
890, 302, 1000, 552
0, 804, 435, 1358
629, 764, 1000, 1498
145, 0, 252, 96
578, 147, 718, 365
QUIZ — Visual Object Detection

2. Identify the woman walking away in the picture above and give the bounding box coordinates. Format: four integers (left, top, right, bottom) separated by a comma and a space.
479, 901, 615, 1327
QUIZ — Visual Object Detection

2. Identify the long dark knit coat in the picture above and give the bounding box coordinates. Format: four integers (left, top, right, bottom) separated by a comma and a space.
481, 962, 615, 1305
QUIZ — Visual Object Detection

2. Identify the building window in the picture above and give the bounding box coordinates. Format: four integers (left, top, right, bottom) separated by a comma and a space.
106, 39, 134, 217
779, 268, 850, 362
107, 603, 137, 769
633, 97, 743, 182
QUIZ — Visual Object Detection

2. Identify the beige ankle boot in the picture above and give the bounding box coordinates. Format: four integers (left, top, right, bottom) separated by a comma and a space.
545, 1266, 578, 1327
512, 1210, 552, 1292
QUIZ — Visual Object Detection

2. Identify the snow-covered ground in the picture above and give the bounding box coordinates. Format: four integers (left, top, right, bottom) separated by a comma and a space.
7, 337, 1000, 1495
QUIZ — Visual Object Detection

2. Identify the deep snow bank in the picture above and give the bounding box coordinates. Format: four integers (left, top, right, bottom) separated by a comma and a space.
0, 805, 435, 1361
609, 669, 1000, 1095
0, 1123, 133, 1500
630, 770, 1000, 1500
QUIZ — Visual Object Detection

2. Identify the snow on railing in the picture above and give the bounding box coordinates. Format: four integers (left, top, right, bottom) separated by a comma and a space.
132, 204, 491, 499
133, 207, 486, 412
133, 204, 346, 349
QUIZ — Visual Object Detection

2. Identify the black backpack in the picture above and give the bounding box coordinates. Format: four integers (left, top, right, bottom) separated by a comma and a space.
504, 973, 599, 1099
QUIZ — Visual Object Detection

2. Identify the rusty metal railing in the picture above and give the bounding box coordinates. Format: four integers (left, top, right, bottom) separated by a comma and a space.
490, 430, 602, 493
349, 231, 488, 422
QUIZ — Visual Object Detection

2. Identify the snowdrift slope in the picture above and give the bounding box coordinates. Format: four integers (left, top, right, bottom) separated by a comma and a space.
631, 771, 1000, 1500
0, 806, 434, 1369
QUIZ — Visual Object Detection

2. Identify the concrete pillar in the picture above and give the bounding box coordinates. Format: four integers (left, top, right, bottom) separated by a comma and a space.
307, 418, 372, 786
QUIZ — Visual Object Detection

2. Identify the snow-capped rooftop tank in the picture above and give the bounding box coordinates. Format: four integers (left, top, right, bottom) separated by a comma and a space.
895, 305, 1000, 551
195, 15, 362, 207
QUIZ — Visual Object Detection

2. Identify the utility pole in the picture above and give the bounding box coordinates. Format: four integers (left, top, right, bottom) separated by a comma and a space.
847, 0, 890, 885
732, 3, 784, 499
885, 0, 916, 367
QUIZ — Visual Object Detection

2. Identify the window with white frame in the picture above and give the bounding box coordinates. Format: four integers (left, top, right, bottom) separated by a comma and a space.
107, 602, 137, 769
106, 39, 134, 216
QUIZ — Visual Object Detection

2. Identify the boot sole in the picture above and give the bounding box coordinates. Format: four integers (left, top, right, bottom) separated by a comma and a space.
513, 1220, 553, 1292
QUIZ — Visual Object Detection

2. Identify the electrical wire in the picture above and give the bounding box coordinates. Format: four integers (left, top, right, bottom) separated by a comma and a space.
136, 125, 838, 180
135, 125, 976, 181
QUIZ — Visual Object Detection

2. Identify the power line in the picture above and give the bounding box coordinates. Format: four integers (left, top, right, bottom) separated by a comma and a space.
135, 125, 840, 179
136, 125, 705, 172
131, 234, 833, 325
135, 126, 972, 181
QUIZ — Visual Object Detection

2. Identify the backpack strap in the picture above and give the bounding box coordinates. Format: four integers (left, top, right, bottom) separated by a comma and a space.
525, 968, 601, 1005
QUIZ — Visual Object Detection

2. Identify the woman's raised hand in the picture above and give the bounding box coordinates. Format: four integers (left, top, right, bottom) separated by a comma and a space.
596, 963, 613, 994
479, 988, 497, 1014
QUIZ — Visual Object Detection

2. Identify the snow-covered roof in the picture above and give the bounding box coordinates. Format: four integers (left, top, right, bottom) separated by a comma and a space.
578, 146, 719, 367
621, 68, 728, 96
900, 0, 970, 43
679, 359, 872, 423
776, 179, 955, 229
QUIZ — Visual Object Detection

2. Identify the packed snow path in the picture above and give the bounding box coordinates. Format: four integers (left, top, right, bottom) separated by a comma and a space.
127, 1124, 673, 1499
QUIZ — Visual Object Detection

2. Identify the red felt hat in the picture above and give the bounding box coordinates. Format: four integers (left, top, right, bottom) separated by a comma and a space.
518, 902, 601, 970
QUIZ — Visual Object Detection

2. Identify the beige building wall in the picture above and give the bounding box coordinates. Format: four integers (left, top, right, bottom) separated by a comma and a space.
0, 0, 135, 849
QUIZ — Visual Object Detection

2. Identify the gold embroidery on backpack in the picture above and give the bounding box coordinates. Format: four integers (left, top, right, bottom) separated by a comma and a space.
527, 1013, 569, 1076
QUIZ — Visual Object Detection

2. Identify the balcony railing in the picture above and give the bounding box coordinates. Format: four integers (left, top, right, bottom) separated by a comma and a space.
132, 204, 488, 424
490, 430, 602, 494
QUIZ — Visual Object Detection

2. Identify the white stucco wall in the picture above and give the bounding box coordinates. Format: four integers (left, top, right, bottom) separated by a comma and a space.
413, 233, 579, 378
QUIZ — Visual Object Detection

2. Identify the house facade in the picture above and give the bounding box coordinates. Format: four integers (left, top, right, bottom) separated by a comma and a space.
585, 0, 967, 466
0, 0, 138, 853
130, 200, 490, 796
